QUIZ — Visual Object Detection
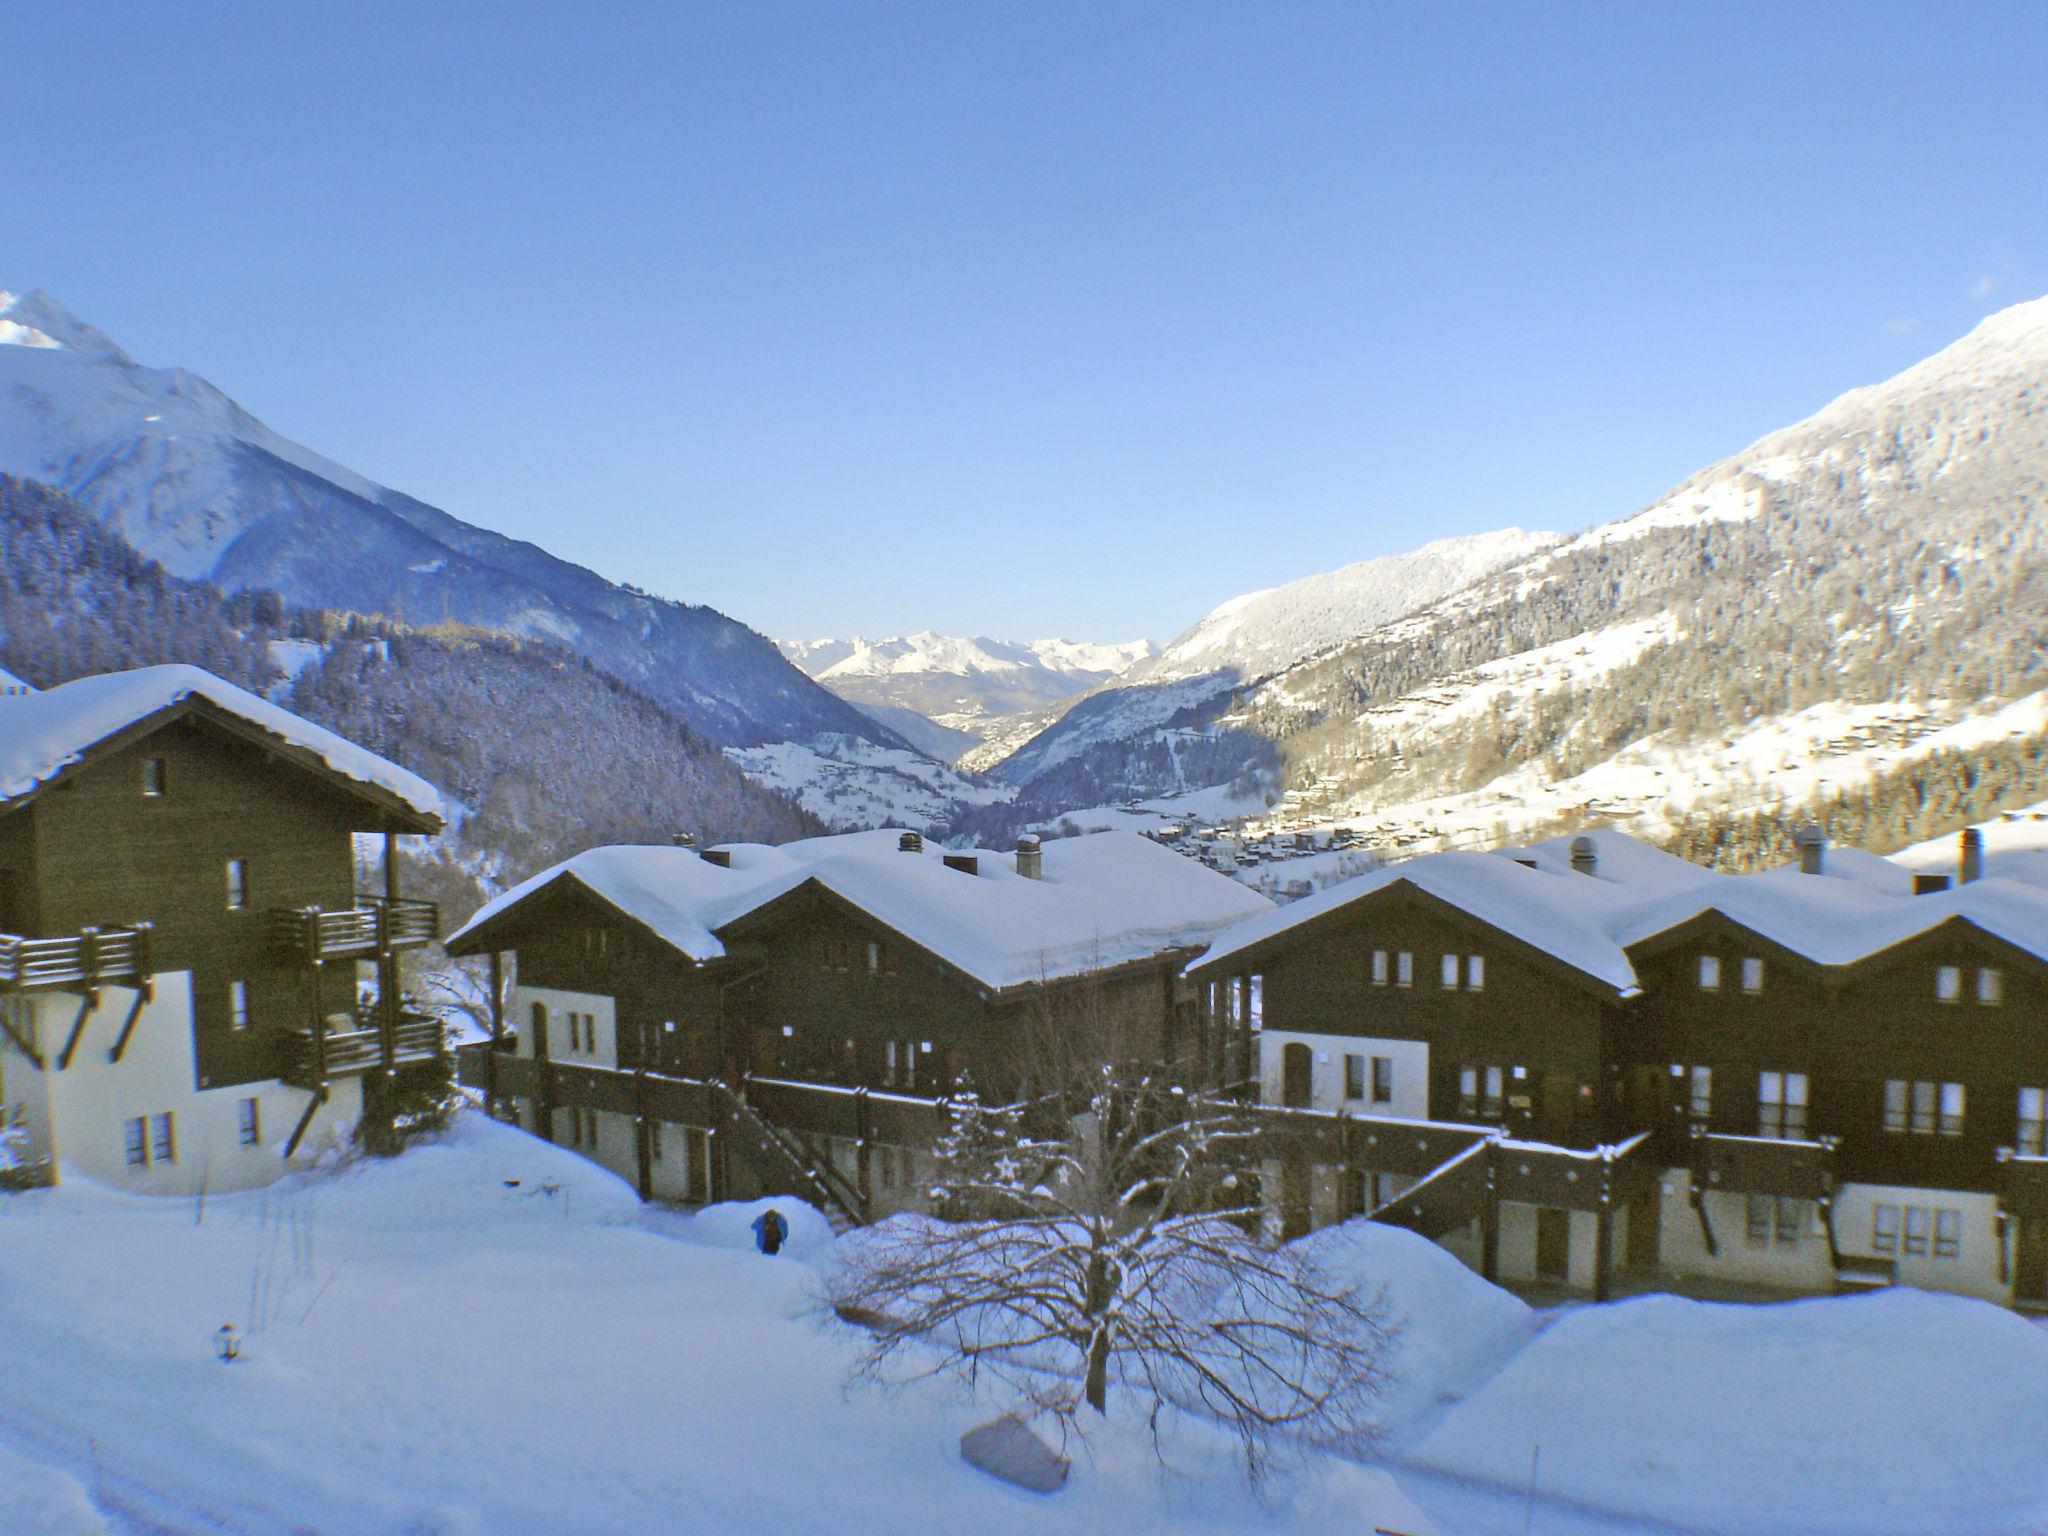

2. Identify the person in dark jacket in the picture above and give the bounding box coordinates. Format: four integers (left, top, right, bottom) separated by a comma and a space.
752, 1207, 789, 1256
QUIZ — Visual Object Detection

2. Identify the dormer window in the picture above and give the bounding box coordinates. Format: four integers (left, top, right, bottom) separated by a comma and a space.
142, 757, 167, 797
225, 859, 248, 911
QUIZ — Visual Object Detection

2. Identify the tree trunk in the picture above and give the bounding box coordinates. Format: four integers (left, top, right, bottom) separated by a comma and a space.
1083, 1246, 1112, 1415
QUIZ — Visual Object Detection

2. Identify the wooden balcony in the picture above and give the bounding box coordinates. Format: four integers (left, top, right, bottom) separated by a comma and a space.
271, 897, 438, 964
1688, 1130, 1837, 1200
0, 924, 150, 992
282, 1007, 443, 1086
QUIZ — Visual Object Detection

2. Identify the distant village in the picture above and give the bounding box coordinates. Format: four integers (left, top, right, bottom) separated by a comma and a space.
4, 662, 2046, 1317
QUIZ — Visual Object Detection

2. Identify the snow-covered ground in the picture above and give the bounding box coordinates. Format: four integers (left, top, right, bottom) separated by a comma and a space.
1, 1112, 2043, 1536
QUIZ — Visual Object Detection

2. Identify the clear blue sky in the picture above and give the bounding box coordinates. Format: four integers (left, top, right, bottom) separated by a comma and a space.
4, 2, 2044, 645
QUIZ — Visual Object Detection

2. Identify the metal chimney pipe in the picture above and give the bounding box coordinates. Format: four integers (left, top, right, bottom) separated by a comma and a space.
1568, 835, 1597, 877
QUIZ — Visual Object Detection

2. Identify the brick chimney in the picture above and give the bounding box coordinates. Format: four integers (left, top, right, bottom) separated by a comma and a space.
899, 831, 924, 854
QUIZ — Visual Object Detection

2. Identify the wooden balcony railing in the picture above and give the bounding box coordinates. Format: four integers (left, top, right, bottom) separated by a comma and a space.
282, 1008, 443, 1086
271, 897, 438, 964
0, 924, 150, 992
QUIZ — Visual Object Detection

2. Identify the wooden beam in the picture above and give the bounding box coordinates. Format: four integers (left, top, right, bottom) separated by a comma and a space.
1479, 1163, 1501, 1282
0, 1010, 43, 1070
55, 990, 95, 1072
486, 951, 504, 1105
106, 987, 148, 1064
283, 1086, 328, 1158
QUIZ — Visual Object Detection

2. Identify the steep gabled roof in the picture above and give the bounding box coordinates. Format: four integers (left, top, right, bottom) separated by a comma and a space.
1188, 850, 1644, 997
0, 664, 444, 830
449, 829, 1274, 992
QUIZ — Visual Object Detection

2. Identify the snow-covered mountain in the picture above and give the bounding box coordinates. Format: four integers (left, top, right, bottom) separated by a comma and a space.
989, 528, 1558, 786
0, 289, 904, 756
779, 631, 1155, 760
994, 294, 2048, 854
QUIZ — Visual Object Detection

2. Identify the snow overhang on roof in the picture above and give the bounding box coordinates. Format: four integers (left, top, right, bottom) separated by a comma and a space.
0, 663, 444, 830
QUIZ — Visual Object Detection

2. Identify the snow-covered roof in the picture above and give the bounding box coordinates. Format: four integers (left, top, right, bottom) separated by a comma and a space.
449, 829, 1274, 991
1191, 850, 1644, 996
0, 664, 444, 826
1191, 826, 2048, 988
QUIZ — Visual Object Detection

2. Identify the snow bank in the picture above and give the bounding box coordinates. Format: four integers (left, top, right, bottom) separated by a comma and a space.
0, 1443, 104, 1536
1405, 1288, 2048, 1536
1291, 1219, 1535, 1443
649, 1196, 838, 1258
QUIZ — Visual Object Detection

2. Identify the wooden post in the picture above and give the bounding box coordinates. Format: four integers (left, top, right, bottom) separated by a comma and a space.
486, 951, 504, 1106
1593, 1198, 1615, 1303
533, 1003, 554, 1143
1480, 1158, 1501, 1282
855, 1087, 873, 1210
378, 831, 400, 1076
634, 1020, 653, 1201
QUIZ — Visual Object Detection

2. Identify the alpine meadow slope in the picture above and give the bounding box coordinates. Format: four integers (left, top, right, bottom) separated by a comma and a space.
992, 295, 2048, 854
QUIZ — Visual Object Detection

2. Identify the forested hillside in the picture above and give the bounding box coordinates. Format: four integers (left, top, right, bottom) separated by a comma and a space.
0, 475, 819, 891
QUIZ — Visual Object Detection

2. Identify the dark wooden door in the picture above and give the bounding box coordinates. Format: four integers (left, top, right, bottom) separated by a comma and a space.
2017, 1218, 2048, 1305
1536, 1207, 1571, 1281
1281, 1042, 1312, 1108
1539, 1073, 1576, 1142
1625, 1065, 1668, 1134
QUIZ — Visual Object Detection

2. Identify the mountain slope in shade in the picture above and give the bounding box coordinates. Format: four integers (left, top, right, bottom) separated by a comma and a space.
780, 631, 1155, 756
0, 289, 905, 753
991, 527, 1559, 786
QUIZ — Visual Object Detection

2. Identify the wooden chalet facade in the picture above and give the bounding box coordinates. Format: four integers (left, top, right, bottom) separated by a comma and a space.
0, 666, 445, 1193
445, 830, 1271, 1213
1187, 830, 2048, 1308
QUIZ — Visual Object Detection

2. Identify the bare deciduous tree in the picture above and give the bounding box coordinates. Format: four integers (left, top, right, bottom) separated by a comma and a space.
827, 1066, 1397, 1479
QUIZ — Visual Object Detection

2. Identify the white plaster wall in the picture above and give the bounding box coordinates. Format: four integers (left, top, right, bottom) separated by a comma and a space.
510, 985, 617, 1065
1655, 1173, 1836, 1293
1831, 1182, 2008, 1302
1, 974, 359, 1195
1257, 1029, 1429, 1119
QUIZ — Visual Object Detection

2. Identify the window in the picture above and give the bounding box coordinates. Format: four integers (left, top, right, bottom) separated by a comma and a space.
150, 1112, 175, 1165
1395, 951, 1413, 989
1976, 967, 2004, 1005
567, 1107, 598, 1149
1745, 1195, 1803, 1248
1370, 950, 1389, 986
1466, 954, 1485, 990
2019, 1087, 2046, 1157
1757, 1071, 1808, 1139
1221, 979, 1238, 1028
225, 858, 248, 911
1886, 1079, 1964, 1136
1441, 953, 1459, 989
1246, 975, 1263, 1030
1740, 957, 1765, 994
141, 757, 166, 796
1460, 1064, 1507, 1117
1878, 1202, 1962, 1260
237, 1097, 261, 1147
1935, 965, 1962, 1003
866, 940, 881, 976
1670, 1063, 1712, 1126
1698, 954, 1722, 991
1371, 1055, 1394, 1105
1935, 1208, 1962, 1258
123, 1115, 147, 1167
1344, 1053, 1365, 1100
228, 979, 249, 1031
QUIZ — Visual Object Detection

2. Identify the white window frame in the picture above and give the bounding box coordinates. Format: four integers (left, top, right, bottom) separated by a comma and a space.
1740, 956, 1764, 994
1370, 950, 1388, 986
228, 979, 249, 1030
1466, 954, 1485, 990
1698, 954, 1722, 991
1935, 965, 1962, 1003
